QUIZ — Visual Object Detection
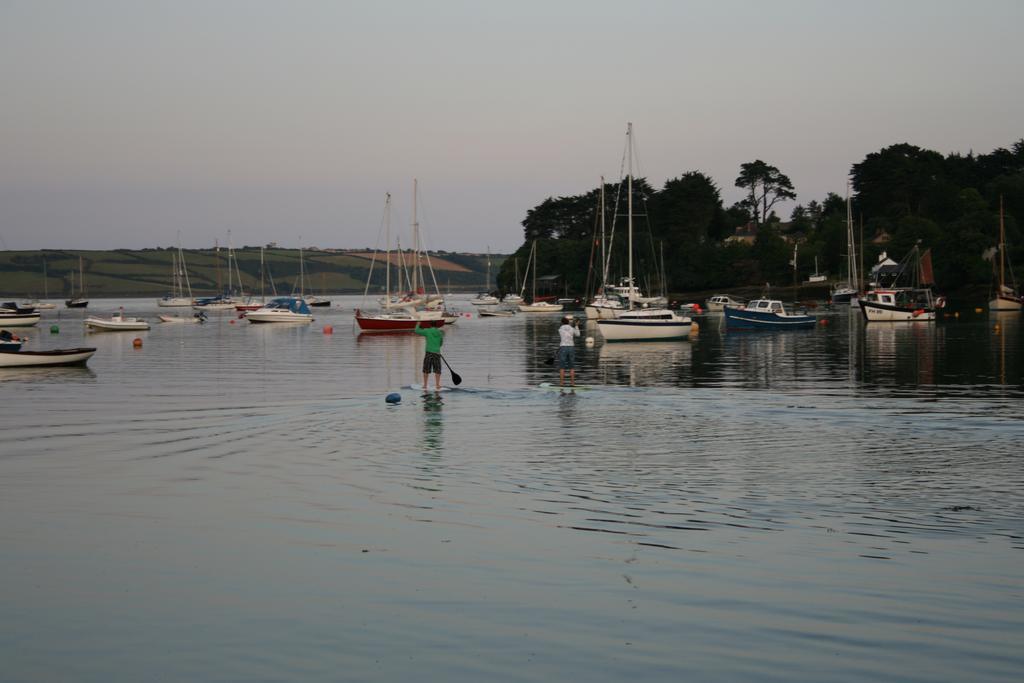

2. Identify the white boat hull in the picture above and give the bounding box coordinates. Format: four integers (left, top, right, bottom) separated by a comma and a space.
0, 313, 41, 327
85, 314, 150, 331
157, 297, 193, 307
989, 296, 1022, 312
597, 318, 691, 341
518, 302, 563, 313
158, 314, 203, 323
584, 304, 622, 319
858, 302, 935, 322
0, 347, 96, 367
245, 311, 313, 323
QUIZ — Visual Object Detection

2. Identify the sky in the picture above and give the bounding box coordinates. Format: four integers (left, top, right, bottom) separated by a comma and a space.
1, 0, 1022, 253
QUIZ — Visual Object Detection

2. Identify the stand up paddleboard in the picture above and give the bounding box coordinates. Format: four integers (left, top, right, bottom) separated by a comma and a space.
538, 382, 592, 391
407, 384, 453, 392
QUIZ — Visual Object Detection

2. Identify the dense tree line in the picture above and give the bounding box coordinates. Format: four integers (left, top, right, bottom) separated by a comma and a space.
497, 139, 1024, 299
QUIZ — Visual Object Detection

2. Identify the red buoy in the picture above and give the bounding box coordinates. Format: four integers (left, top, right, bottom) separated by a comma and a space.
323, 325, 334, 335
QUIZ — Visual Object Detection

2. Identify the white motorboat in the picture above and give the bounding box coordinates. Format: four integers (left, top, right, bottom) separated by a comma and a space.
704, 294, 745, 312
85, 310, 150, 331
159, 311, 207, 324
518, 301, 563, 313
478, 309, 514, 317
0, 347, 96, 368
584, 293, 625, 319
21, 300, 57, 310
470, 293, 500, 306
245, 297, 313, 323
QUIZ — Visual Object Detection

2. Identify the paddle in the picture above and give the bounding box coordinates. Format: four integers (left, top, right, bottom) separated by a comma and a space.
439, 354, 462, 385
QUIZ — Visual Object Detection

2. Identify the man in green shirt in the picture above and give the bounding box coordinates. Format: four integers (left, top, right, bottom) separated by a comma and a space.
414, 320, 445, 390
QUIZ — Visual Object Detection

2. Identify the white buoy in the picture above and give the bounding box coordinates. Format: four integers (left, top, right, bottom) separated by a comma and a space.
585, 336, 595, 346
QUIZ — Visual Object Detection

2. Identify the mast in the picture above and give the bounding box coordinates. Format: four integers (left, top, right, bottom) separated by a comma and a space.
411, 178, 419, 295
42, 256, 48, 299
846, 182, 858, 290
259, 246, 265, 302
299, 238, 305, 297
486, 246, 491, 291
999, 195, 1006, 291
600, 175, 607, 292
627, 122, 634, 310
385, 193, 392, 311
215, 239, 222, 295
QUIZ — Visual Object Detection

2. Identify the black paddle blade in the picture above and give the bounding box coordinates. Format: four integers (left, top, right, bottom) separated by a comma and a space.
440, 354, 462, 385
544, 355, 555, 366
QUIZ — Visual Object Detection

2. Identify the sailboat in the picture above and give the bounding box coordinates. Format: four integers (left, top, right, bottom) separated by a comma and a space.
858, 244, 945, 321
597, 123, 691, 341
989, 196, 1022, 312
193, 239, 237, 310
517, 241, 562, 312
585, 177, 626, 319
470, 247, 500, 306
65, 255, 89, 308
831, 183, 859, 304
157, 239, 194, 307
21, 256, 57, 309
355, 184, 450, 332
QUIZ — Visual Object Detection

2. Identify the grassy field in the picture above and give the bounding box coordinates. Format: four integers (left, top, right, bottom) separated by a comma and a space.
0, 248, 504, 298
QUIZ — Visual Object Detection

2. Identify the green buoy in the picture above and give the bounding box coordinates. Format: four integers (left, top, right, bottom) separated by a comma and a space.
50, 325, 59, 334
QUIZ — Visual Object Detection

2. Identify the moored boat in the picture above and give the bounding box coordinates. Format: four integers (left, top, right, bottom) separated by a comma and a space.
0, 329, 25, 351
245, 297, 314, 323
858, 245, 944, 322
0, 347, 96, 368
989, 197, 1022, 312
0, 303, 41, 327
723, 299, 816, 329
705, 294, 745, 312
85, 310, 150, 331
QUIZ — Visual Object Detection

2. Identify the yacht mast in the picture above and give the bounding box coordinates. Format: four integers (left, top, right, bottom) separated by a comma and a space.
627, 122, 634, 311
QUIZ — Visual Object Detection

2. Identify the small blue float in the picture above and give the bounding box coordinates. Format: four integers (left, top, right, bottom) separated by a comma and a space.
385, 393, 401, 404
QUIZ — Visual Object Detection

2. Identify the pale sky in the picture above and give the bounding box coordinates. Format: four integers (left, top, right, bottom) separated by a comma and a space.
1, 0, 1021, 252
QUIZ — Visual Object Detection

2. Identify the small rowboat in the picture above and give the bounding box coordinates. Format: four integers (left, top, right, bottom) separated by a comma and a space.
0, 347, 96, 368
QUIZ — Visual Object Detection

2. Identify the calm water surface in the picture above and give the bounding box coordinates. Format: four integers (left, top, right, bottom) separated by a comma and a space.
1, 296, 1022, 682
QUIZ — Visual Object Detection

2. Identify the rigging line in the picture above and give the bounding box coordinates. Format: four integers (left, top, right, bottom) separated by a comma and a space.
361, 193, 390, 304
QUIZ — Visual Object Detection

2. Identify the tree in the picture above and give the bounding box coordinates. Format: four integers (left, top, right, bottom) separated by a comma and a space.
735, 160, 797, 226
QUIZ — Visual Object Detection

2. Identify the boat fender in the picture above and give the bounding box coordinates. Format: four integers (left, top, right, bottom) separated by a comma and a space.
912, 309, 925, 317
385, 393, 401, 404
132, 338, 143, 348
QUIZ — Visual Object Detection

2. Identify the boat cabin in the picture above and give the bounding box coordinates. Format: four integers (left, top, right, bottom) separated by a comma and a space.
746, 299, 786, 315
861, 289, 934, 308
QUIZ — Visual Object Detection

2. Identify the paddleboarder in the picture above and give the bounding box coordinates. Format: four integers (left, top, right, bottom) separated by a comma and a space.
557, 315, 580, 387
414, 319, 445, 391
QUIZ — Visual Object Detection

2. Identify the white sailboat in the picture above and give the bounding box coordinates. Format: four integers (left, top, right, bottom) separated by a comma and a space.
21, 256, 57, 309
471, 247, 500, 306
585, 177, 626, 319
597, 123, 691, 342
517, 241, 563, 312
990, 196, 1022, 312
831, 183, 859, 304
157, 238, 194, 307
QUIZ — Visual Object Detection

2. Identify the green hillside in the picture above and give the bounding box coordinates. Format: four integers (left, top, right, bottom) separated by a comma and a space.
0, 248, 506, 298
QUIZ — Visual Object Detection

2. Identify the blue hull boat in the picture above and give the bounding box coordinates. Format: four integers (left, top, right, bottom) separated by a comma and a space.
723, 300, 816, 330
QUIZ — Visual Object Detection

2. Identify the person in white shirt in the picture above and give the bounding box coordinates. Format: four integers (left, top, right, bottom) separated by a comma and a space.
557, 316, 581, 386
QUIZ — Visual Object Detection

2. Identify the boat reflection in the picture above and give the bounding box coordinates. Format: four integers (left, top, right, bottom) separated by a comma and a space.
596, 341, 691, 387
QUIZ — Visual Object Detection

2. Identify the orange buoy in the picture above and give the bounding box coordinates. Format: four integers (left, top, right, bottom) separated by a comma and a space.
974, 307, 983, 314
323, 325, 333, 335
132, 338, 143, 348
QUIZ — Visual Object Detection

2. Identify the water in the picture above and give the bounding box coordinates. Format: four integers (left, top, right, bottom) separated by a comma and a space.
1, 297, 1022, 682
